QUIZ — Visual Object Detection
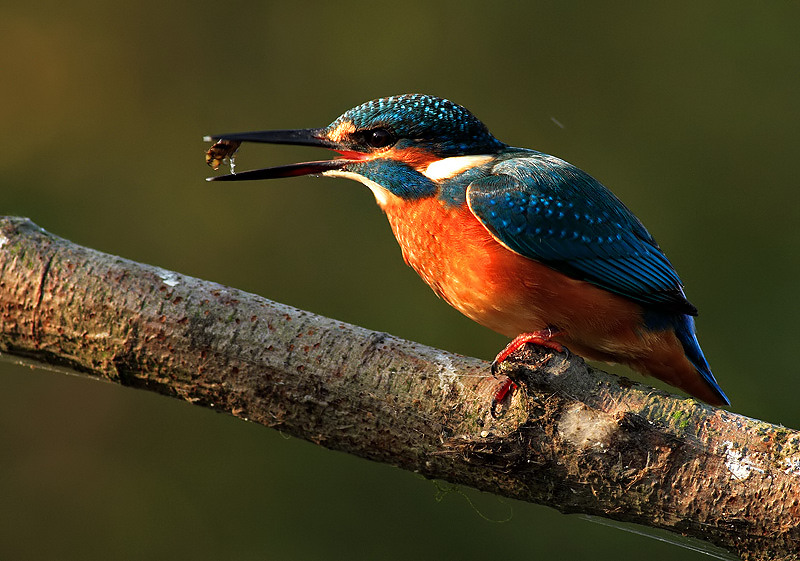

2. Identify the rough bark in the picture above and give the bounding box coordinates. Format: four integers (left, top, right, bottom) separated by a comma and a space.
0, 216, 797, 560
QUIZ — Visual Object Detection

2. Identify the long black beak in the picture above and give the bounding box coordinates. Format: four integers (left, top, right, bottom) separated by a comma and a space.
204, 128, 349, 182
205, 128, 333, 148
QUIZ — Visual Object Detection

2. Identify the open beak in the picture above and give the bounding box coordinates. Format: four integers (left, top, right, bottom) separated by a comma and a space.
203, 128, 352, 182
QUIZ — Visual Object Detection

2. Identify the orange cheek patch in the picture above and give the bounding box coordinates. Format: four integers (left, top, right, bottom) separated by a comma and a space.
390, 147, 440, 170
333, 146, 440, 170
359, 147, 439, 169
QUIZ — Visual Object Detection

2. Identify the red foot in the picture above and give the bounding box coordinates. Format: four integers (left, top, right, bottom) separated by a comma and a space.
494, 377, 517, 403
489, 329, 565, 417
490, 377, 518, 418
491, 328, 565, 375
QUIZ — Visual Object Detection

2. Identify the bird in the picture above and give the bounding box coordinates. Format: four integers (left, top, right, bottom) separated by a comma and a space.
204, 93, 729, 407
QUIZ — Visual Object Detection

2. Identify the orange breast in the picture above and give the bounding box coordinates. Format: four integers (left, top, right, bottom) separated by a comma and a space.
380, 196, 649, 357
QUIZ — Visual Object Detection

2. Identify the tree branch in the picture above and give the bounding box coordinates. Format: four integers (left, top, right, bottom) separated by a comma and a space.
0, 215, 797, 560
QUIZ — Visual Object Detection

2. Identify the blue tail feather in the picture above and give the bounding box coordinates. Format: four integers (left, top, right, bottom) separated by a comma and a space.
673, 315, 730, 406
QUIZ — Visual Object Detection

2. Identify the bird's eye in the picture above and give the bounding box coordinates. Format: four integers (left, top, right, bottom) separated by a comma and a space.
361, 128, 395, 149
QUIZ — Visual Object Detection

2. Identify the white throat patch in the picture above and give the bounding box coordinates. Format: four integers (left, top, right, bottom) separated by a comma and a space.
322, 169, 397, 207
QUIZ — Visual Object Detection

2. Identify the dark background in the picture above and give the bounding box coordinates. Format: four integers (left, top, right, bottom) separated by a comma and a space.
2, 2, 798, 559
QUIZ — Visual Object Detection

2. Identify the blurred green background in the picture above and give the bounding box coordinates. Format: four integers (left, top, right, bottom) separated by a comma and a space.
2, 2, 798, 559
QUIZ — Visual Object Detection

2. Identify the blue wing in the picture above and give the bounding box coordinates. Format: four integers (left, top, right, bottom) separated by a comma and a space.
466, 152, 697, 315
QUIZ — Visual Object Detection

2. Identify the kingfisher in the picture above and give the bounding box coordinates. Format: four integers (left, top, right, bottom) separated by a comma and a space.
204, 94, 729, 407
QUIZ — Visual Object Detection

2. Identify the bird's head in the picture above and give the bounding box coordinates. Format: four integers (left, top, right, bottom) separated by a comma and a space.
205, 94, 505, 203
323, 94, 505, 159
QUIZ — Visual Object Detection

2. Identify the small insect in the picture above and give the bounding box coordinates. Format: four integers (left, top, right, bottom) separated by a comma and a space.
205, 138, 241, 171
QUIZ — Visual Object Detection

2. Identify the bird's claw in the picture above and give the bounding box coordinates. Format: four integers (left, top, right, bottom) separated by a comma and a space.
489, 330, 566, 417
490, 377, 518, 418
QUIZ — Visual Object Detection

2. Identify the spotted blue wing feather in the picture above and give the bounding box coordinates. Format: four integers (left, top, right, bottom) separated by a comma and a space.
466, 152, 697, 315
